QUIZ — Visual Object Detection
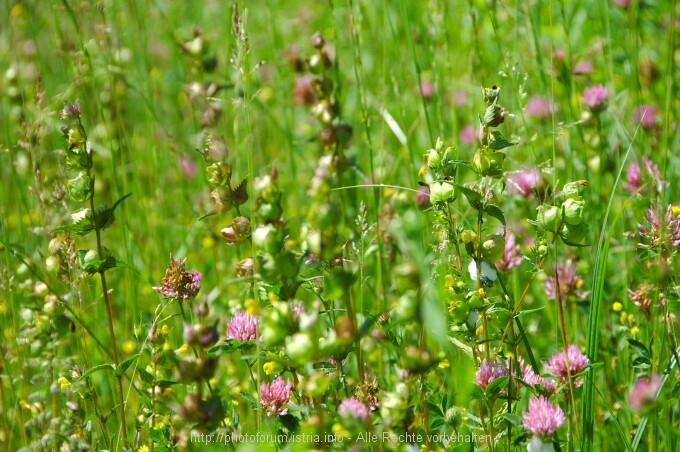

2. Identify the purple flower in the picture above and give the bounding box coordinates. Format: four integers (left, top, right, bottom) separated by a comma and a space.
632, 104, 658, 129
613, 0, 631, 8
338, 397, 370, 422
523, 396, 565, 438
625, 157, 667, 194
178, 156, 197, 179
543, 259, 589, 301
459, 124, 479, 145
581, 84, 608, 112
628, 374, 660, 411
507, 167, 540, 197
153, 256, 202, 300
638, 205, 680, 249
475, 359, 508, 390
415, 185, 431, 210
518, 357, 556, 395
227, 311, 258, 341
573, 61, 594, 75
624, 161, 641, 193
526, 96, 557, 120
293, 75, 316, 106
496, 230, 523, 271
420, 80, 435, 101
545, 345, 589, 386
260, 377, 292, 416
452, 90, 467, 107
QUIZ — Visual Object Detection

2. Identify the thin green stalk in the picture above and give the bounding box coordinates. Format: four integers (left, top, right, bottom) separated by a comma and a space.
581, 126, 639, 451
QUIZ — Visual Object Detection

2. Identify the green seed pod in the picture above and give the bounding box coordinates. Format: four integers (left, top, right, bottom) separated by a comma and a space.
472, 148, 505, 178
483, 104, 505, 127
537, 204, 560, 232
562, 180, 589, 200
561, 198, 585, 225
427, 148, 441, 169
429, 181, 455, 203
205, 161, 231, 188
67, 172, 93, 202
285, 332, 315, 365
560, 222, 589, 244
482, 86, 501, 105
481, 234, 505, 262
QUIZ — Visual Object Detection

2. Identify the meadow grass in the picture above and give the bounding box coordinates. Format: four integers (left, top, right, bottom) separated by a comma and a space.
1, 1, 678, 451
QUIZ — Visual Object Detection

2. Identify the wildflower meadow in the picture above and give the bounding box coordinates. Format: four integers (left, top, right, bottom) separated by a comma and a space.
2, 1, 679, 451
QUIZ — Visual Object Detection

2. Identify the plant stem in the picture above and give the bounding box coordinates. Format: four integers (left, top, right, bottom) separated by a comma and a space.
89, 191, 128, 447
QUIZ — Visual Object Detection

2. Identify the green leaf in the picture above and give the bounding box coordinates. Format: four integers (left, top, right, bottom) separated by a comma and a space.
94, 193, 132, 231
455, 184, 482, 210
631, 356, 651, 369
209, 339, 252, 354
488, 131, 515, 150
503, 413, 524, 427
78, 249, 116, 274
233, 177, 249, 207
157, 379, 178, 388
627, 339, 650, 359
52, 208, 95, 236
279, 413, 300, 431
240, 390, 258, 409
79, 363, 115, 381
137, 367, 155, 385
485, 376, 509, 396
149, 425, 170, 443
427, 401, 443, 417
485, 204, 506, 228
430, 418, 446, 430
470, 385, 485, 399
115, 353, 140, 377
113, 257, 138, 274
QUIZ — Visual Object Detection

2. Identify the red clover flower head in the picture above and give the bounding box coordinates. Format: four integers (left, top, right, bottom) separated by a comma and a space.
573, 61, 594, 75
475, 359, 508, 390
227, 310, 258, 341
523, 396, 565, 438
632, 104, 658, 129
543, 259, 589, 301
581, 84, 608, 112
624, 161, 641, 194
507, 167, 540, 197
338, 397, 370, 422
260, 376, 292, 417
420, 80, 435, 101
459, 124, 480, 145
496, 230, 523, 271
626, 156, 667, 195
628, 374, 660, 411
638, 205, 680, 249
526, 96, 557, 120
545, 345, 589, 386
153, 256, 202, 300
